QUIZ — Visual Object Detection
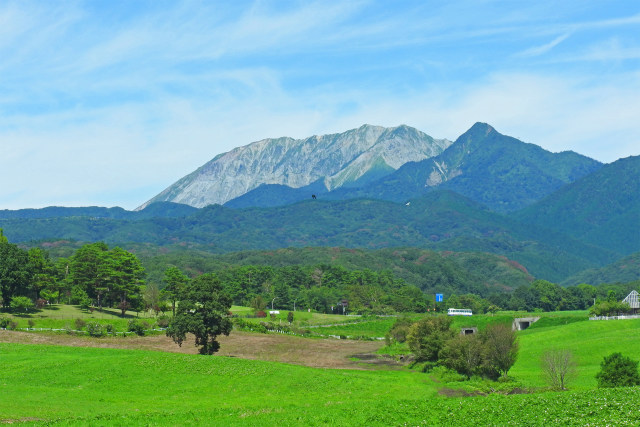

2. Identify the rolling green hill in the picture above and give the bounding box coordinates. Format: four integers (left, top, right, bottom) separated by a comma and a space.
515, 155, 640, 256
3, 191, 617, 282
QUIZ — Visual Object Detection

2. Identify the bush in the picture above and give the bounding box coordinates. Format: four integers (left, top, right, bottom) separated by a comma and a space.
8, 321, 19, 330
385, 316, 414, 345
10, 296, 34, 313
128, 319, 146, 336
256, 310, 267, 318
407, 316, 455, 362
105, 323, 115, 334
74, 318, 86, 330
156, 315, 170, 328
27, 319, 35, 329
596, 352, 640, 388
0, 316, 10, 329
86, 322, 106, 337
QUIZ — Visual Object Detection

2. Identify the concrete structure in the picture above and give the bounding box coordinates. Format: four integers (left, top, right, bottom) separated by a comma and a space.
512, 317, 540, 331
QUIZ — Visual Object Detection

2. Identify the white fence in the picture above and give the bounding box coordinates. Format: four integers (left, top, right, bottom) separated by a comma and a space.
589, 315, 640, 321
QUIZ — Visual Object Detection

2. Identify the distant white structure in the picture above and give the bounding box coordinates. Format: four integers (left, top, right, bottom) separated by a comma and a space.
447, 308, 472, 316
623, 290, 639, 313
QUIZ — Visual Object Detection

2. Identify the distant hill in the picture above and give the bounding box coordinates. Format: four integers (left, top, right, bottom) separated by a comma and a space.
1, 190, 617, 282
561, 252, 640, 287
516, 155, 640, 256
138, 124, 451, 209
322, 123, 602, 212
0, 202, 197, 220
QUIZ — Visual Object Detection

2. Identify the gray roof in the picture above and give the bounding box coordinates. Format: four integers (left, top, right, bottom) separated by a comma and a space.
622, 290, 639, 309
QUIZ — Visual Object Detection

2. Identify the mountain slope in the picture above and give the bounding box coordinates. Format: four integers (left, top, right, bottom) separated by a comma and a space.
515, 155, 640, 256
138, 124, 451, 209
1, 191, 617, 282
326, 123, 602, 212
560, 252, 640, 287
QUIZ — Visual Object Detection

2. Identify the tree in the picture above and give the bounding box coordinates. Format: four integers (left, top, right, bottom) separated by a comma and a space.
287, 311, 294, 324
166, 273, 232, 355
541, 349, 577, 390
595, 352, 640, 388
407, 316, 456, 362
0, 242, 31, 308
106, 247, 145, 316
10, 296, 34, 313
143, 283, 164, 316
439, 333, 485, 378
482, 323, 518, 379
163, 266, 189, 316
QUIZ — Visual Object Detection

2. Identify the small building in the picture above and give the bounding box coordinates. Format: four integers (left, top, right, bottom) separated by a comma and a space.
622, 290, 639, 314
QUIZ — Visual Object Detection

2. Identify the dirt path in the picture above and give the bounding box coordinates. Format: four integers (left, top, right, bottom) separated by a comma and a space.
0, 329, 395, 370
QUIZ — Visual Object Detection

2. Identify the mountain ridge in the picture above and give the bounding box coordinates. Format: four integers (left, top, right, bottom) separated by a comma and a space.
138, 124, 451, 209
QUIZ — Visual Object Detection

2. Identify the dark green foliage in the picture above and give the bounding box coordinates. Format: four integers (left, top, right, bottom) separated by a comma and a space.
156, 315, 170, 328
596, 353, 640, 388
439, 333, 485, 378
166, 273, 232, 355
74, 318, 86, 330
562, 252, 640, 287
385, 316, 415, 345
9, 296, 33, 313
1, 188, 621, 283
85, 322, 106, 337
0, 242, 31, 308
287, 311, 294, 324
589, 300, 632, 317
406, 316, 456, 362
127, 319, 146, 336
517, 156, 640, 256
0, 316, 9, 328
482, 323, 519, 379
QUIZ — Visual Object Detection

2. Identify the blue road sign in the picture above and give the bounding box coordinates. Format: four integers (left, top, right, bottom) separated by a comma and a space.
436, 293, 443, 302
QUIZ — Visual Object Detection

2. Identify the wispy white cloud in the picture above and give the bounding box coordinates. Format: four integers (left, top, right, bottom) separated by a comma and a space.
516, 33, 571, 57
0, 1, 638, 209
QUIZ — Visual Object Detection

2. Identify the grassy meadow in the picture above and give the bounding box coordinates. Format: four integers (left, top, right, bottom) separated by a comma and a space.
2, 308, 640, 425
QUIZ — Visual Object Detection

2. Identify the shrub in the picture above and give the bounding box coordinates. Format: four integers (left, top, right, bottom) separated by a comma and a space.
407, 316, 455, 362
596, 352, 640, 388
541, 349, 577, 390
74, 318, 86, 330
35, 298, 47, 309
8, 321, 19, 330
128, 319, 146, 336
156, 315, 170, 328
27, 319, 35, 329
385, 316, 414, 345
105, 323, 115, 334
10, 296, 34, 313
0, 316, 10, 329
86, 322, 106, 337
256, 310, 267, 318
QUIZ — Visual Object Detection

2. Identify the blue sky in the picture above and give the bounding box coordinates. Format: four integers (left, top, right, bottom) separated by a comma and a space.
1, 0, 638, 209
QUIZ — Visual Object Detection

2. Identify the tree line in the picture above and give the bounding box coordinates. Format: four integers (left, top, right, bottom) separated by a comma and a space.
0, 234, 145, 314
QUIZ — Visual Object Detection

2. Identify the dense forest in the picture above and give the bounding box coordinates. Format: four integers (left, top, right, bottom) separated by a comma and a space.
2, 229, 637, 316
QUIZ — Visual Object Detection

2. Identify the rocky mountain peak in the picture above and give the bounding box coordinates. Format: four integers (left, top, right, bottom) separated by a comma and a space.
137, 125, 452, 209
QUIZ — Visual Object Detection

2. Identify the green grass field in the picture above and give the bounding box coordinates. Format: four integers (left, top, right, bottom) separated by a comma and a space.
2, 310, 640, 425
1, 341, 639, 426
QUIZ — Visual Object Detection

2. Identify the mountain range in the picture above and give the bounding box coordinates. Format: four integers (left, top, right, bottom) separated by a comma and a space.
138, 124, 451, 209
1, 122, 638, 285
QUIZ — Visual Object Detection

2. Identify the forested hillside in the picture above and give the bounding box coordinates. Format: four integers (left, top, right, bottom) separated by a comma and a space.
3, 191, 618, 282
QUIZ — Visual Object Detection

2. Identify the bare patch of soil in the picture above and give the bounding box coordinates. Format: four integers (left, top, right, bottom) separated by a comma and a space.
0, 330, 383, 370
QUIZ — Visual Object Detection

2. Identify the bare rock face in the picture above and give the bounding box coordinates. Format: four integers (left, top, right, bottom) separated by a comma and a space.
138, 124, 451, 209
